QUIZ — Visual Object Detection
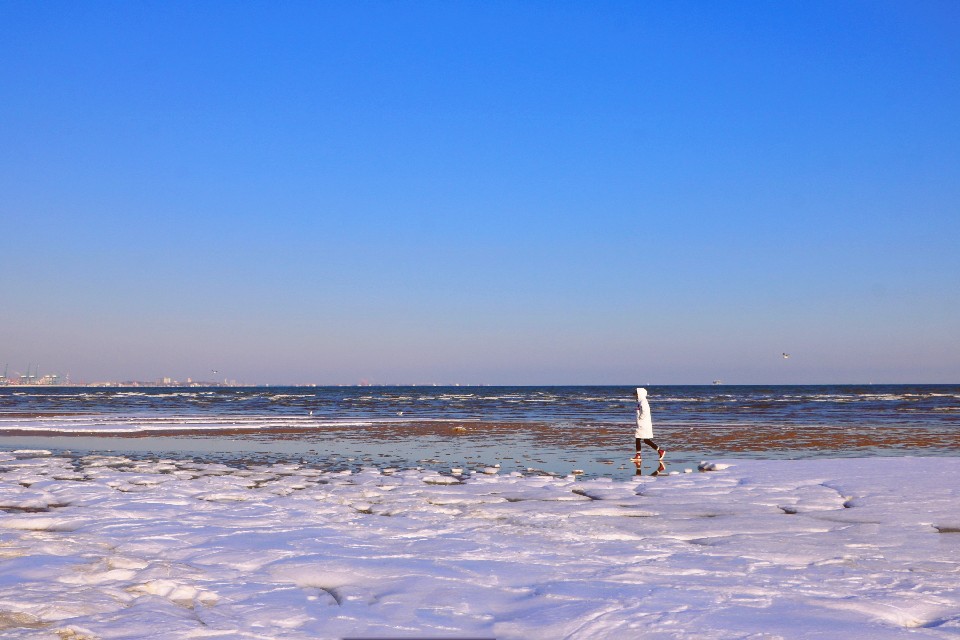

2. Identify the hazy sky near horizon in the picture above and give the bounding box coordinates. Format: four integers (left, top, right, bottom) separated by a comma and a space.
2, 1, 958, 385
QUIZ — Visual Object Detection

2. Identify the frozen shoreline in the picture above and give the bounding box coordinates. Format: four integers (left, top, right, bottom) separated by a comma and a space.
2, 452, 959, 639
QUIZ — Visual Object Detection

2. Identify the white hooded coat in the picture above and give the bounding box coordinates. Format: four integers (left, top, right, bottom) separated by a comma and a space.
634, 387, 653, 439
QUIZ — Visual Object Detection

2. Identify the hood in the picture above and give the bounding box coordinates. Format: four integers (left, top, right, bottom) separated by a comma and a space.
636, 387, 647, 399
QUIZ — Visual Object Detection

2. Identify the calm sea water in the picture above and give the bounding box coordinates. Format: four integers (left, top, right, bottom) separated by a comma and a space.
1, 385, 957, 479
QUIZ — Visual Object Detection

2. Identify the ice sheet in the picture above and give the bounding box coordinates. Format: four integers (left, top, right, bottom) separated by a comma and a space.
1, 451, 959, 638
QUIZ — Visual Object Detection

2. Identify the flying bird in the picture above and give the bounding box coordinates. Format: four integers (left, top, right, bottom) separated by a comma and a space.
782, 353, 790, 359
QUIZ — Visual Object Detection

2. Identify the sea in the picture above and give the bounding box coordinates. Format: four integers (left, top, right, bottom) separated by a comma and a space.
1, 384, 957, 479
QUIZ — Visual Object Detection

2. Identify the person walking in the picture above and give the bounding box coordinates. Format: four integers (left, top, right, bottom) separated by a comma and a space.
633, 387, 665, 462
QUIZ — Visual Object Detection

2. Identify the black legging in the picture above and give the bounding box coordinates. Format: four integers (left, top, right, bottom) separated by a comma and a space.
636, 438, 659, 451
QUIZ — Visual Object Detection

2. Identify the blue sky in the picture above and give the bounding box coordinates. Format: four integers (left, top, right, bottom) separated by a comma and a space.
1, 1, 958, 385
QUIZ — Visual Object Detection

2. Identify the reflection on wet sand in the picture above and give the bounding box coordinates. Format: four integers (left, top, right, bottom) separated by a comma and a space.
637, 461, 667, 476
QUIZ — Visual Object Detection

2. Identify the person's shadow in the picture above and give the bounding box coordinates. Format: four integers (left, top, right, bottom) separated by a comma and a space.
634, 460, 667, 476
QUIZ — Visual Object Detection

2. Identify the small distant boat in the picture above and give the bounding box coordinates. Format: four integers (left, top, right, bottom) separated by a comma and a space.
712, 380, 722, 385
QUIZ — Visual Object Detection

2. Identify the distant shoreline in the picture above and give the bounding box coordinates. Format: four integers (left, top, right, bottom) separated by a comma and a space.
2, 382, 959, 388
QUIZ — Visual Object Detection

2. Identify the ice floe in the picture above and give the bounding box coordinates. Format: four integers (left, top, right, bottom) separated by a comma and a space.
0, 452, 958, 638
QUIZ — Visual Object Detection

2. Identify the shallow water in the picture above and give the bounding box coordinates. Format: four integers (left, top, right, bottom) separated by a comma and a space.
1, 385, 957, 478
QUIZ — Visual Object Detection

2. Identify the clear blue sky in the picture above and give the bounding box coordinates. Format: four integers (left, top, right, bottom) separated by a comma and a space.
2, 1, 958, 385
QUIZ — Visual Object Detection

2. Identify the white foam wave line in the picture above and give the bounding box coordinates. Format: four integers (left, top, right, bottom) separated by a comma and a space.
0, 415, 318, 425
0, 414, 479, 422
0, 421, 374, 433
1, 417, 896, 433
0, 415, 482, 433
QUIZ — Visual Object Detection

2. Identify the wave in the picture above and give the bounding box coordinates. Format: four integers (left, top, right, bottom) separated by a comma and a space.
0, 414, 476, 435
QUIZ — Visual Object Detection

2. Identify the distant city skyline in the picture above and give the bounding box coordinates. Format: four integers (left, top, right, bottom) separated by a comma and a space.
0, 364, 240, 387
2, 2, 958, 385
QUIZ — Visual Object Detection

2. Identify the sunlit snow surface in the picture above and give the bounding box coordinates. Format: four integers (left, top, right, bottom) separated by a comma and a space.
1, 452, 959, 639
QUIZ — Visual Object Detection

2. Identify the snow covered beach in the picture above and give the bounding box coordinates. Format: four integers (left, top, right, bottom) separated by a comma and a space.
2, 451, 959, 639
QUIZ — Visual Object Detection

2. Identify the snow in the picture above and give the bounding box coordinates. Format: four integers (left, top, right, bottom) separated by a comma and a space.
1, 451, 959, 638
